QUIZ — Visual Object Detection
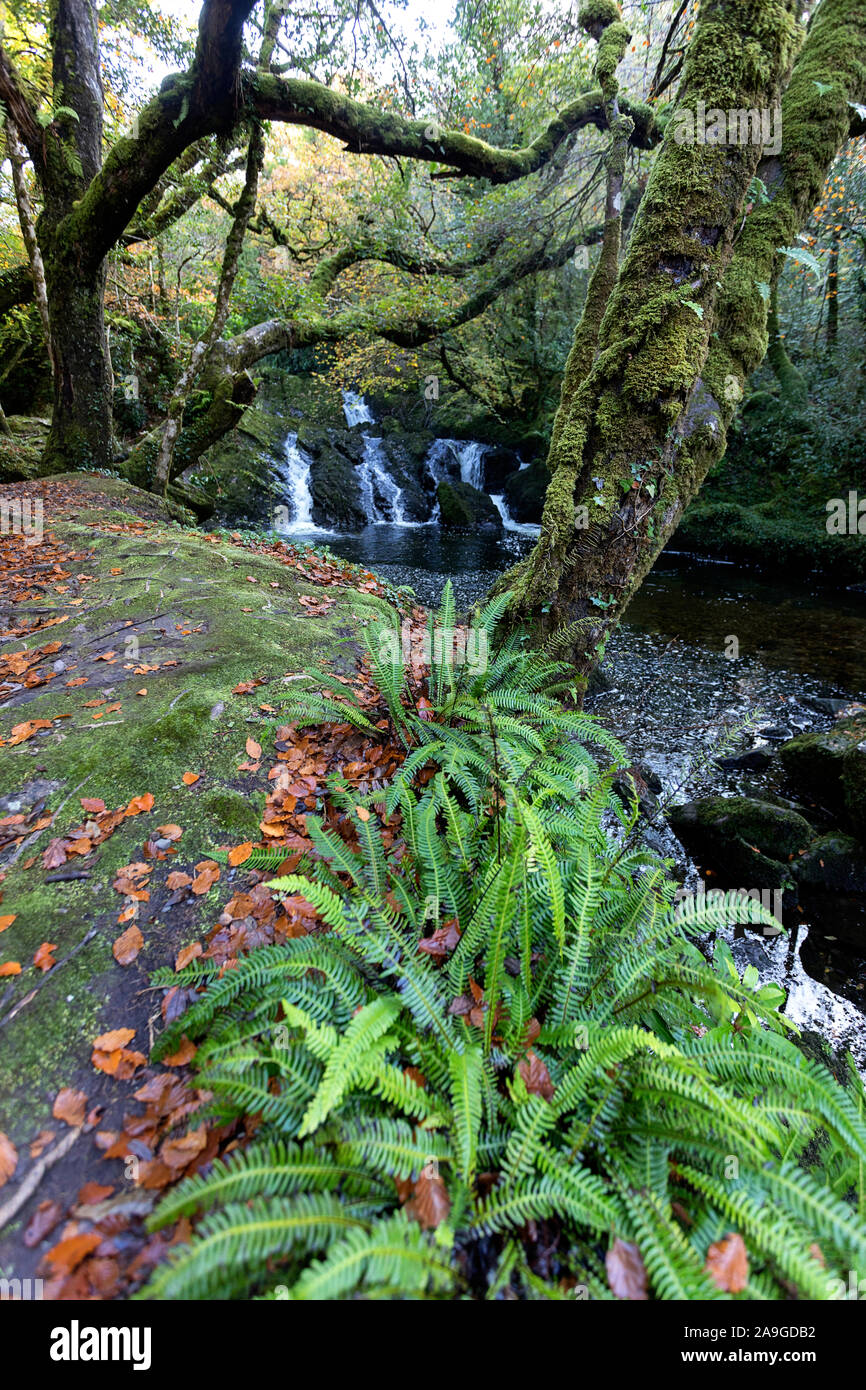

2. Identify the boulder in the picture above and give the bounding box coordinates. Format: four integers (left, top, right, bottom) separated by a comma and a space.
792, 834, 866, 894
482, 447, 521, 493
667, 796, 814, 889
503, 460, 549, 522
307, 443, 365, 529
778, 715, 866, 841
436, 479, 502, 530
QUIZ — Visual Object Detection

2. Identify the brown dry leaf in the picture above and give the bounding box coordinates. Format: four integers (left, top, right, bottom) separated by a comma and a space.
42, 1230, 101, 1276
191, 860, 220, 895
227, 842, 253, 867
705, 1233, 749, 1293
156, 824, 183, 842
77, 1181, 114, 1205
175, 941, 202, 971
23, 1199, 64, 1248
418, 918, 461, 960
125, 792, 155, 816
518, 1049, 555, 1101
166, 870, 193, 891
405, 1169, 451, 1230
356, 805, 371, 822
0, 1131, 18, 1186
92, 1027, 135, 1051
30, 1130, 55, 1158
163, 1036, 196, 1067
606, 1238, 649, 1300
245, 737, 262, 760
160, 1126, 207, 1169
52, 1088, 88, 1128
113, 924, 143, 965
80, 797, 106, 813
33, 941, 57, 972
0, 914, 16, 932
181, 772, 200, 786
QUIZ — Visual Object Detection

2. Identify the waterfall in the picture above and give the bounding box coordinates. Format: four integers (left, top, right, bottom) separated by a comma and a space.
358, 434, 407, 525
489, 492, 540, 535
274, 433, 330, 534
457, 441, 487, 491
342, 389, 375, 427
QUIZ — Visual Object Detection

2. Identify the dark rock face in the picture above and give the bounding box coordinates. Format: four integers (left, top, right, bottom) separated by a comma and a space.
307, 443, 365, 530
437, 479, 503, 530
482, 447, 522, 493
504, 459, 550, 522
778, 715, 866, 841
667, 796, 814, 889
794, 834, 866, 894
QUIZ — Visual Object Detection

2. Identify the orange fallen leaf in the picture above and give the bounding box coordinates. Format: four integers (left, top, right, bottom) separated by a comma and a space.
0, 914, 16, 932
156, 824, 183, 842
163, 1036, 196, 1067
245, 737, 262, 760
356, 805, 371, 822
125, 793, 155, 816
175, 941, 202, 971
191, 860, 220, 895
80, 797, 106, 813
705, 1233, 749, 1293
33, 941, 57, 972
136, 688, 147, 697
92, 1027, 135, 1051
43, 1230, 101, 1276
113, 924, 143, 965
0, 962, 21, 976
52, 1088, 88, 1128
228, 842, 253, 867
166, 870, 193, 890
0, 1132, 18, 1186
181, 772, 200, 786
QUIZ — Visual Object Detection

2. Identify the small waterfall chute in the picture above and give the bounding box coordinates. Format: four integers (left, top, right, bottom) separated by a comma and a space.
358, 434, 408, 525
273, 433, 331, 534
342, 389, 375, 427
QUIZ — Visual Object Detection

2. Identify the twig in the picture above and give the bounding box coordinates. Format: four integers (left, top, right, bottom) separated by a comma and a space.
0, 1125, 82, 1234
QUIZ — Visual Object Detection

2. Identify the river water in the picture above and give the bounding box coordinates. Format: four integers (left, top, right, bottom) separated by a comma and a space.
300, 522, 866, 1060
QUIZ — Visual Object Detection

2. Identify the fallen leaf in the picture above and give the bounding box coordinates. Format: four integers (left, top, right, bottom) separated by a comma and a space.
705, 1232, 749, 1293
125, 793, 155, 816
0, 914, 16, 932
166, 870, 193, 890
518, 1049, 555, 1101
606, 1238, 649, 1300
163, 1036, 196, 1067
92, 1027, 135, 1051
156, 823, 183, 842
0, 1132, 17, 1186
191, 860, 220, 895
0, 962, 21, 976
245, 737, 262, 760
23, 1199, 64, 1247
181, 772, 200, 786
33, 941, 57, 972
175, 941, 202, 971
52, 1088, 88, 1128
80, 797, 106, 813
42, 1230, 101, 1276
405, 1169, 450, 1230
136, 688, 147, 697
228, 842, 253, 867
113, 924, 143, 965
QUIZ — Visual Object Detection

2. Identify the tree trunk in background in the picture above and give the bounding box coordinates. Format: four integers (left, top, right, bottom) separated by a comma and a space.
504, 0, 866, 686
38, 0, 115, 472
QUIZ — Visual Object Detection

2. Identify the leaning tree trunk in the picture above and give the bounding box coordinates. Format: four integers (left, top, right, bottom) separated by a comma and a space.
503, 0, 866, 686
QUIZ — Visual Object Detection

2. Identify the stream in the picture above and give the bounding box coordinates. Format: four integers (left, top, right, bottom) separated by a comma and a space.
266, 398, 866, 1064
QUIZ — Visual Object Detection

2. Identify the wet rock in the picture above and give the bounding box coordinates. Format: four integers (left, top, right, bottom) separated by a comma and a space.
715, 747, 775, 772
756, 723, 794, 742
792, 834, 866, 894
778, 714, 866, 841
801, 696, 852, 718
503, 459, 549, 523
437, 480, 502, 530
482, 447, 521, 492
307, 443, 365, 529
667, 796, 814, 889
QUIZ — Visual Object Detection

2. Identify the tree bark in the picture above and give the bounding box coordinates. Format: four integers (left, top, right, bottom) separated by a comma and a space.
502, 0, 866, 684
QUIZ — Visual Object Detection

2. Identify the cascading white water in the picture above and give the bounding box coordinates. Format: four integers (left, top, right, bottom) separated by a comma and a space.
342, 389, 375, 427
358, 434, 407, 525
273, 432, 332, 534
488, 492, 540, 535
457, 441, 487, 491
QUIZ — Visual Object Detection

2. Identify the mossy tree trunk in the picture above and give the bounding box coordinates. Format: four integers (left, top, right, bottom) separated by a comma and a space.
505, 0, 866, 682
